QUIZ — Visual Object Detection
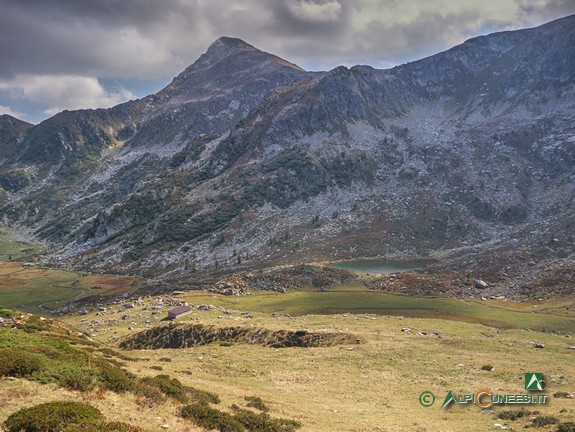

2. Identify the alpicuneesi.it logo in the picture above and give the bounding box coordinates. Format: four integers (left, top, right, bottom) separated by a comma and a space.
419, 373, 548, 409
525, 372, 545, 391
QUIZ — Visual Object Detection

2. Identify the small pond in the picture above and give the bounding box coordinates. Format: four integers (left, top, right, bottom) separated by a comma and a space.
329, 259, 432, 274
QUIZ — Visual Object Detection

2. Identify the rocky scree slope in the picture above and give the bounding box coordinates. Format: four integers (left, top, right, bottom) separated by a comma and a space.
0, 18, 574, 296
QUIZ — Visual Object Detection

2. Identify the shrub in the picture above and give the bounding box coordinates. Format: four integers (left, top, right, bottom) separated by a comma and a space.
0, 308, 14, 318
159, 357, 172, 362
98, 365, 135, 392
62, 421, 145, 432
59, 367, 96, 391
553, 392, 572, 398
532, 416, 559, 427
150, 365, 163, 371
3, 401, 102, 432
22, 316, 52, 332
132, 381, 165, 406
557, 423, 575, 432
481, 365, 494, 371
0, 348, 43, 377
245, 396, 269, 412
497, 410, 525, 421
231, 406, 301, 432
181, 403, 244, 432
187, 387, 221, 405
141, 374, 188, 403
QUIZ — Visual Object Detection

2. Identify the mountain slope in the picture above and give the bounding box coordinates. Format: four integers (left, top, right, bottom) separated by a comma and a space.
1, 17, 574, 295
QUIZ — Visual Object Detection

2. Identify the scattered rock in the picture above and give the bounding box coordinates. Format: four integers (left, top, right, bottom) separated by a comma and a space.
553, 392, 574, 399
534, 343, 545, 348
475, 280, 488, 289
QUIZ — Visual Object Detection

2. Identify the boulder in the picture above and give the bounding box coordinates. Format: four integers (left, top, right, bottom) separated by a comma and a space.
475, 280, 488, 289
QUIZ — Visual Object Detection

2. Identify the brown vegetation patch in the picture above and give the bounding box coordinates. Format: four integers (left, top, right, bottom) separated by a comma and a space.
366, 272, 458, 296
119, 323, 361, 350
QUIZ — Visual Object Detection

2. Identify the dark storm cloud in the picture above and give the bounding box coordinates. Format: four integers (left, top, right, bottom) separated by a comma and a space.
2, 0, 575, 79
0, 0, 202, 79
269, 0, 350, 36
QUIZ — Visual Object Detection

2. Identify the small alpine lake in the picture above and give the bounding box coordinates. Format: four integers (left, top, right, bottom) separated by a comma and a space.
328, 258, 433, 274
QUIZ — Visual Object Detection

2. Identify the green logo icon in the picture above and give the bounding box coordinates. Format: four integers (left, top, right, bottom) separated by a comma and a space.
442, 391, 455, 408
525, 373, 544, 391
419, 391, 435, 407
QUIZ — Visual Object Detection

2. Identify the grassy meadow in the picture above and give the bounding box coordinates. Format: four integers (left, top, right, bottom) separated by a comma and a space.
55, 287, 575, 432
0, 230, 573, 431
0, 231, 44, 262
0, 261, 137, 312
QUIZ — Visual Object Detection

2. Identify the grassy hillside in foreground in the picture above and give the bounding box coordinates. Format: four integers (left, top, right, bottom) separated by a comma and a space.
0, 311, 302, 432
55, 289, 575, 432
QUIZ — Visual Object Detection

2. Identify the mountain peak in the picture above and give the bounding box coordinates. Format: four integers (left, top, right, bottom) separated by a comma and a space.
204, 36, 258, 58
197, 37, 305, 72
211, 36, 255, 49
158, 37, 307, 101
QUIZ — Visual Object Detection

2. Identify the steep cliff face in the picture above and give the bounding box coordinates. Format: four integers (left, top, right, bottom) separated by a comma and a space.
0, 17, 574, 291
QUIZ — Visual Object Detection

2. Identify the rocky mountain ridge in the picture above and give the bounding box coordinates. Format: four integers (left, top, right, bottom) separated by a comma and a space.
0, 16, 574, 295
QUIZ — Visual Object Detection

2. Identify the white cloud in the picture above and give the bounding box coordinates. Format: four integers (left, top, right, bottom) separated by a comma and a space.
0, 105, 23, 118
286, 0, 343, 23
0, 75, 135, 117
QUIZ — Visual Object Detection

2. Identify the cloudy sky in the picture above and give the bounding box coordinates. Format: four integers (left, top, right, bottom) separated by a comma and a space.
1, 0, 573, 124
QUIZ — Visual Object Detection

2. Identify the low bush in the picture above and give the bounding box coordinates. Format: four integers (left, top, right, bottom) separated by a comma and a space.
231, 406, 301, 432
22, 315, 52, 332
557, 423, 575, 432
0, 348, 43, 377
98, 365, 135, 392
132, 381, 165, 406
498, 410, 525, 421
0, 308, 14, 318
58, 367, 96, 391
188, 387, 221, 405
62, 421, 145, 432
245, 396, 269, 412
532, 416, 559, 427
181, 403, 244, 432
3, 401, 102, 432
140, 374, 188, 403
